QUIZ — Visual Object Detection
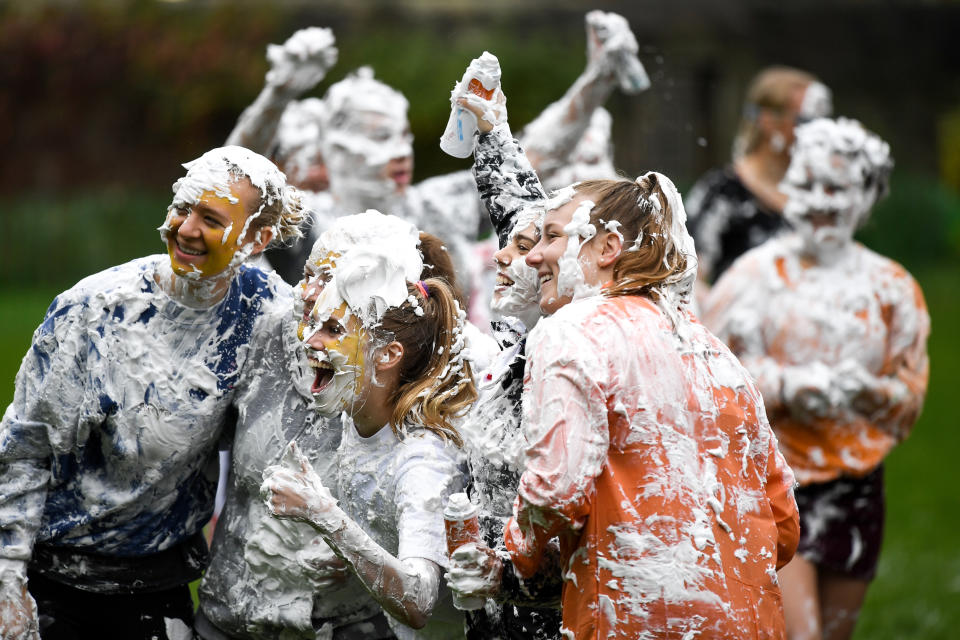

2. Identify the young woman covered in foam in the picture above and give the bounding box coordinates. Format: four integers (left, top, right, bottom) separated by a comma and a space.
438, 53, 565, 639
448, 171, 801, 639
0, 146, 304, 639
703, 118, 929, 640
198, 213, 432, 640
261, 220, 478, 640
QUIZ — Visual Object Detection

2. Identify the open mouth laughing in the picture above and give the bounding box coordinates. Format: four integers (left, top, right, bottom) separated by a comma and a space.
495, 271, 515, 290
806, 210, 840, 230
309, 358, 335, 394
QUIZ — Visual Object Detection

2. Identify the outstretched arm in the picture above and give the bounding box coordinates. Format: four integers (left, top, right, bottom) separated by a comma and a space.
520, 10, 649, 183
263, 449, 441, 630
225, 27, 337, 153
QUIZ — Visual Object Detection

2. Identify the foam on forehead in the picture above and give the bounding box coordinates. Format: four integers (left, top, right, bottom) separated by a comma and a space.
309, 210, 420, 276
308, 210, 423, 327
321, 67, 413, 171
786, 117, 892, 188
510, 203, 545, 241
324, 67, 409, 125
172, 145, 284, 207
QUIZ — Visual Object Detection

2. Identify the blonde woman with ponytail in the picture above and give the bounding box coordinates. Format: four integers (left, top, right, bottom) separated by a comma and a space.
449, 173, 800, 639
262, 211, 476, 640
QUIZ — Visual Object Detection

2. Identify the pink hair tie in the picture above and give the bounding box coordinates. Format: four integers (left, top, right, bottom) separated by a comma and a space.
415, 280, 430, 298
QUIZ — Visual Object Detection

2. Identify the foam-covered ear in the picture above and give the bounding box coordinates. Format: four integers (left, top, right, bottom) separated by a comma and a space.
376, 341, 405, 372
596, 229, 623, 268
249, 225, 275, 255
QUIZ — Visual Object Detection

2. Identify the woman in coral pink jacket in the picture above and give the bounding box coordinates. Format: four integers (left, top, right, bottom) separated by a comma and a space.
448, 173, 800, 639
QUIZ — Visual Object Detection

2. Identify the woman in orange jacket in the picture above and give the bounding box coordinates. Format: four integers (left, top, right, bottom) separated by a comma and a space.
447, 172, 800, 639
703, 118, 929, 640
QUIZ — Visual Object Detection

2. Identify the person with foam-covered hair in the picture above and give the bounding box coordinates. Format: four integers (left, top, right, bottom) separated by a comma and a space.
197, 212, 494, 640
226, 26, 338, 189
197, 212, 424, 640
444, 63, 799, 634
447, 164, 800, 636
0, 146, 306, 639
686, 66, 833, 287
703, 118, 929, 640
260, 211, 478, 640
437, 56, 561, 639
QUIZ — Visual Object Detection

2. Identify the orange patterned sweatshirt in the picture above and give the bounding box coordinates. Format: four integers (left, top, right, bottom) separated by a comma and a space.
504, 295, 799, 640
703, 236, 929, 485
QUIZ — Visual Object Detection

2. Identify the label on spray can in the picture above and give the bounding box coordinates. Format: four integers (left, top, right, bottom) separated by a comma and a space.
439, 52, 501, 159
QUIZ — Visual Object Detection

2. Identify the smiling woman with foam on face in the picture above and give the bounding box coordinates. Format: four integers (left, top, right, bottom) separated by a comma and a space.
449, 171, 800, 640
197, 210, 429, 640
0, 146, 306, 639
158, 146, 306, 306
262, 212, 478, 640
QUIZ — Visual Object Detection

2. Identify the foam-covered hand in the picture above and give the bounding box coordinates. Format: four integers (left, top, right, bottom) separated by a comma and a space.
445, 542, 504, 600
585, 10, 650, 93
833, 359, 904, 417
0, 573, 40, 640
440, 51, 506, 158
265, 27, 338, 94
458, 91, 507, 135
781, 362, 845, 421
262, 444, 342, 532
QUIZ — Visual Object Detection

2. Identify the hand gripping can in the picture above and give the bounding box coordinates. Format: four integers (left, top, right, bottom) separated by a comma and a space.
439, 52, 501, 159
443, 492, 485, 610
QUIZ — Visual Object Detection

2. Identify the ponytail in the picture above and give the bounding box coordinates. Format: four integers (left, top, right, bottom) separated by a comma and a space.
375, 277, 477, 446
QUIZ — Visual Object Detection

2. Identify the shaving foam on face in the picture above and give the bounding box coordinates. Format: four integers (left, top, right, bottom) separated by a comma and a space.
556, 199, 598, 300
781, 118, 892, 262
321, 68, 413, 209
164, 146, 285, 236
157, 146, 294, 304
297, 211, 424, 417
490, 256, 540, 329
510, 205, 545, 244
303, 303, 373, 416
276, 98, 326, 176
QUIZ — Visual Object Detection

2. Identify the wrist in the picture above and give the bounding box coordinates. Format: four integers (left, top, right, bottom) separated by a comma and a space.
306, 500, 348, 534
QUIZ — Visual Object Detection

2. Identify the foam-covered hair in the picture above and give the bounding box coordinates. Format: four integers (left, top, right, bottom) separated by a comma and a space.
171, 145, 305, 245
787, 117, 893, 201
323, 67, 409, 127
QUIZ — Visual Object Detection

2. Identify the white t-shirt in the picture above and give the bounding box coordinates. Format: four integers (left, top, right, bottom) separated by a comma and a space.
335, 419, 467, 640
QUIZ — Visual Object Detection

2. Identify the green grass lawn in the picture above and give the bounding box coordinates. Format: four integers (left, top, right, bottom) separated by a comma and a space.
852, 265, 960, 640
1, 264, 958, 636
